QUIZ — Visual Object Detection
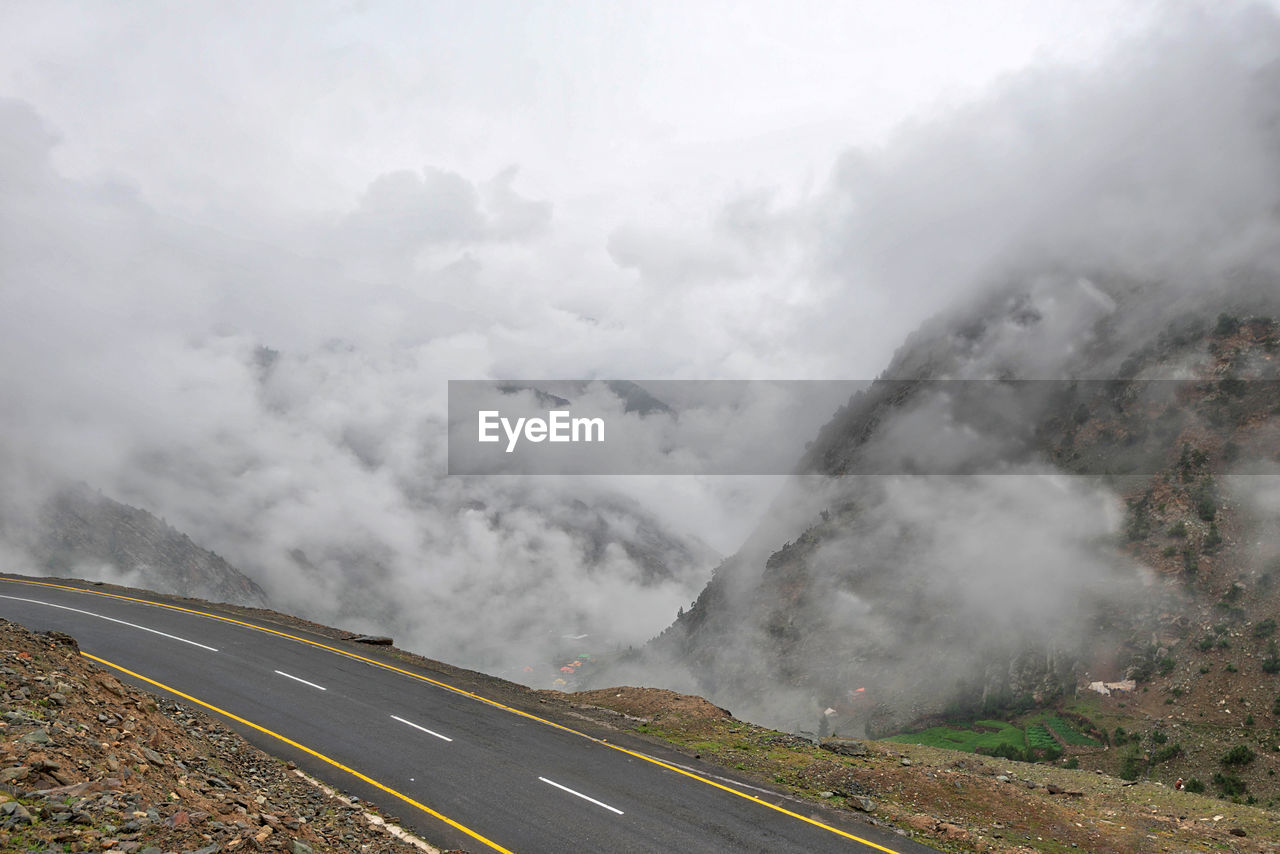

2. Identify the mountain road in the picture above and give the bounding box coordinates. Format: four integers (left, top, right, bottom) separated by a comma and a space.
0, 574, 938, 854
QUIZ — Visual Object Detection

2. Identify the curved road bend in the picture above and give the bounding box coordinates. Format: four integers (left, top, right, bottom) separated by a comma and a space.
0, 575, 938, 854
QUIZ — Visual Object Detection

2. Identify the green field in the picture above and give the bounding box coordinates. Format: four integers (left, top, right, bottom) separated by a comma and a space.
884, 712, 1104, 757
1026, 724, 1057, 750
884, 720, 1026, 752
1043, 715, 1100, 746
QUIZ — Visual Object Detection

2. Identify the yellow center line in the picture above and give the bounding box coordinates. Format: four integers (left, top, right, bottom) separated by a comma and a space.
81, 652, 515, 854
5, 576, 908, 853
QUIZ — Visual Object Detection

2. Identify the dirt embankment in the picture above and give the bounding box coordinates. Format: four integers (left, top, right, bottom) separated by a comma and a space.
562, 685, 1280, 854
566, 686, 730, 723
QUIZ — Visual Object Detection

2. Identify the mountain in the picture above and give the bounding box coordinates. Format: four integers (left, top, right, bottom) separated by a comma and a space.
16, 483, 269, 607
633, 277, 1280, 742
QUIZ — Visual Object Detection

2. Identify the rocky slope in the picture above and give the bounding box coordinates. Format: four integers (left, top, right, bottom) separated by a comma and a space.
0, 617, 432, 854
21, 484, 269, 608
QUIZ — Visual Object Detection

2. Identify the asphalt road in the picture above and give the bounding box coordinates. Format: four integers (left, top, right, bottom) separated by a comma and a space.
0, 575, 938, 854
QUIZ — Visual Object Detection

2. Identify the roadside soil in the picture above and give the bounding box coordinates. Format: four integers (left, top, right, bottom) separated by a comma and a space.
552, 685, 1280, 854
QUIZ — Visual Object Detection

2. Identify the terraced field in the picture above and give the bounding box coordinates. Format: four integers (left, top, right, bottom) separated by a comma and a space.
883, 719, 1027, 752
884, 711, 1104, 757
1026, 723, 1058, 751
1044, 715, 1101, 746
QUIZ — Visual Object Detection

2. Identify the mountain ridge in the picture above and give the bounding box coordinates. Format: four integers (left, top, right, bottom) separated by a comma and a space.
622, 278, 1280, 806
16, 483, 270, 608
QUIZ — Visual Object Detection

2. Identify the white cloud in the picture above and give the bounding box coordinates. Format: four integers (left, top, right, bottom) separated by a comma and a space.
2, 1, 1277, 693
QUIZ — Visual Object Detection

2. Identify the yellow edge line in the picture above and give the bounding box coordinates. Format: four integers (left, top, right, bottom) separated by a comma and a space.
80, 651, 515, 854
8, 577, 906, 853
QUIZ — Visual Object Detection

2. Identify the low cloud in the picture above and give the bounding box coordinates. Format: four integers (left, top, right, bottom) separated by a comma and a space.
3, 5, 1280, 713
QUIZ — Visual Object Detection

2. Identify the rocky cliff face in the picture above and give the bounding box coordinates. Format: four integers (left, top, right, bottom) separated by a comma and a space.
21, 484, 268, 607
645, 280, 1280, 735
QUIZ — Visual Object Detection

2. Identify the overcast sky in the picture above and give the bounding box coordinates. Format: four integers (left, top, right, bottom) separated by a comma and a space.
2, 2, 1158, 213
0, 1, 1187, 381
4, 1, 1276, 676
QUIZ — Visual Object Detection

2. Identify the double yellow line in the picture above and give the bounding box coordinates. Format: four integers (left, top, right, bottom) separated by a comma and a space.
3, 576, 906, 854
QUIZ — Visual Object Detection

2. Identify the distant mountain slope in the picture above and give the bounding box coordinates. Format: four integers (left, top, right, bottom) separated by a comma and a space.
636, 279, 1280, 742
25, 483, 269, 606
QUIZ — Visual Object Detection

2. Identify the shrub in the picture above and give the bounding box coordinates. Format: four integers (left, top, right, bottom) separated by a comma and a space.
1213, 772, 1247, 797
1177, 444, 1207, 483
1219, 376, 1247, 398
1184, 777, 1205, 793
1203, 522, 1223, 553
987, 743, 1031, 763
1126, 500, 1152, 541
1262, 644, 1280, 675
1152, 743, 1184, 764
1119, 753, 1143, 781
1168, 520, 1188, 538
1038, 745, 1062, 763
1158, 657, 1176, 676
1215, 313, 1242, 336
1254, 619, 1277, 639
1222, 744, 1256, 766
1194, 478, 1218, 522
1216, 603, 1246, 621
